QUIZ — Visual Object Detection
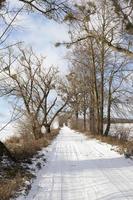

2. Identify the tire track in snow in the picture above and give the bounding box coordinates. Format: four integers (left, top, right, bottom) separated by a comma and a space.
17, 126, 133, 200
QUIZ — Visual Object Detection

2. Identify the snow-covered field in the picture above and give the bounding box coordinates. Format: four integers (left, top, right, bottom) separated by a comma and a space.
17, 126, 133, 200
107, 123, 133, 139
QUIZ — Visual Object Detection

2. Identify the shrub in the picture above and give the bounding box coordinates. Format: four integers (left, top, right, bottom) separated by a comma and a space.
5, 129, 59, 161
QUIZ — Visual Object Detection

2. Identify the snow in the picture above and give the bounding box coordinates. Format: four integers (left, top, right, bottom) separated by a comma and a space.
51, 117, 59, 129
0, 123, 16, 142
106, 123, 133, 139
17, 126, 133, 200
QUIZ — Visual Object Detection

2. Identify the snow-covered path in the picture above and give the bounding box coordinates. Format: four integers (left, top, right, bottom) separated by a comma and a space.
19, 126, 133, 200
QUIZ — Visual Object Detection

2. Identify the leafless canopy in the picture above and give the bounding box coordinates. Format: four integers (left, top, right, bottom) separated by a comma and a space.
0, 46, 68, 137
19, 0, 71, 20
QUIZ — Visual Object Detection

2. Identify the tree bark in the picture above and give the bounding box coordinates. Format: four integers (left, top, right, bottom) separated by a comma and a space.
104, 77, 112, 136
32, 123, 43, 139
83, 108, 87, 131
90, 39, 100, 135
75, 110, 79, 129
89, 95, 95, 134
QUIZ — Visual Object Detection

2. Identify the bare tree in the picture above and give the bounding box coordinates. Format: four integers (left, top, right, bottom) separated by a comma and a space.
61, 0, 133, 136
111, 0, 133, 34
61, 0, 133, 57
19, 0, 71, 20
0, 46, 68, 137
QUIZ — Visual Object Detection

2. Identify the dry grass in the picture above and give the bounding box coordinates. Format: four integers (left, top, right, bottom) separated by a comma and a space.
6, 137, 49, 161
0, 165, 33, 200
5, 129, 59, 162
90, 134, 128, 154
0, 176, 23, 200
83, 131, 133, 155
0, 129, 59, 200
81, 130, 132, 156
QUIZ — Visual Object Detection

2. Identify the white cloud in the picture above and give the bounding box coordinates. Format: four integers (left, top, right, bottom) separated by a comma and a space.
9, 11, 70, 71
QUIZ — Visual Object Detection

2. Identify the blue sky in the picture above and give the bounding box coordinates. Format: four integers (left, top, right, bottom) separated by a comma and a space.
0, 0, 70, 136
9, 9, 70, 72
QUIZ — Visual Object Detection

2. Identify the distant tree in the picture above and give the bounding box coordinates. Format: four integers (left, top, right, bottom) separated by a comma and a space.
66, 44, 91, 131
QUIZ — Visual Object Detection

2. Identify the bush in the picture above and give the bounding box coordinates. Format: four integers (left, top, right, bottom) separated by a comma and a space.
5, 129, 59, 162
6, 137, 49, 161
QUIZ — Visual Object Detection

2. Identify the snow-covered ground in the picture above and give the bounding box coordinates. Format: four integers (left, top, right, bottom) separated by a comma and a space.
106, 123, 133, 139
16, 126, 133, 200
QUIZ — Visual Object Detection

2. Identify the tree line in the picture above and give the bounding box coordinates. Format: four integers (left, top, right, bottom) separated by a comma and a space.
60, 0, 133, 136
0, 0, 133, 159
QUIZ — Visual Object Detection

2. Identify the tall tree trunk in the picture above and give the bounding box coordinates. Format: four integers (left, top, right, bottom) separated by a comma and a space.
75, 110, 79, 129
95, 100, 100, 135
99, 75, 104, 135
83, 92, 87, 131
99, 41, 105, 135
32, 123, 43, 139
90, 39, 100, 135
104, 103, 111, 136
89, 93, 95, 133
99, 3, 106, 135
99, 49, 104, 135
83, 108, 87, 131
104, 77, 112, 136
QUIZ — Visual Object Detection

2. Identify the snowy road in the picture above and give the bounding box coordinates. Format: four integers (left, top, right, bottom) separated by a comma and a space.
19, 126, 133, 200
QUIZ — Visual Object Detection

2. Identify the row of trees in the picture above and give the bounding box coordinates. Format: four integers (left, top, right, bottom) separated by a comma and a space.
0, 0, 133, 148
59, 0, 133, 136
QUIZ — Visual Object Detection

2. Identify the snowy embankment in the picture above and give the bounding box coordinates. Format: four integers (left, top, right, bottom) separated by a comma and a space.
17, 126, 133, 200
